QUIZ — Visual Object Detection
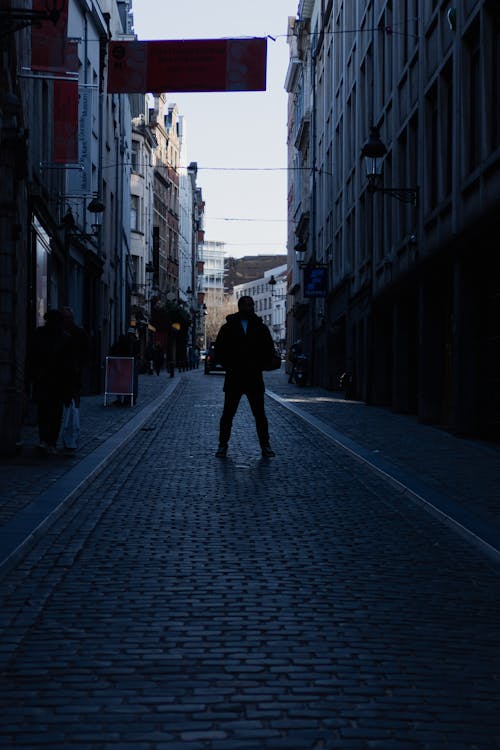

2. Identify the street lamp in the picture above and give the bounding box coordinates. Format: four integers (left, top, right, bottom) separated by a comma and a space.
62, 206, 102, 240
361, 125, 418, 205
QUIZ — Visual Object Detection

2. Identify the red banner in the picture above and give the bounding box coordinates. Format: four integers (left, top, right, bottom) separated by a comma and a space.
53, 79, 79, 163
107, 38, 267, 94
31, 0, 69, 73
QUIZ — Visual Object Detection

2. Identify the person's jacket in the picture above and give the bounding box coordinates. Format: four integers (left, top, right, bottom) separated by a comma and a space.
28, 326, 76, 404
215, 311, 275, 393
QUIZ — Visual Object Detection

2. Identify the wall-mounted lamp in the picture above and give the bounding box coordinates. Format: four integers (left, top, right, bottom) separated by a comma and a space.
62, 206, 101, 240
268, 274, 287, 301
87, 197, 105, 214
361, 125, 418, 205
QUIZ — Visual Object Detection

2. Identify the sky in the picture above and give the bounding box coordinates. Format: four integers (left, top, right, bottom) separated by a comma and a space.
131, 0, 299, 259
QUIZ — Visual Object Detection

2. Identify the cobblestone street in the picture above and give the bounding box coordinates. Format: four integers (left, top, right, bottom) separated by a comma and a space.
0, 369, 499, 749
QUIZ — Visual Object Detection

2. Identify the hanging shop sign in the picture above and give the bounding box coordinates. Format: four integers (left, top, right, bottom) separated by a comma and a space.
303, 265, 328, 298
107, 38, 267, 94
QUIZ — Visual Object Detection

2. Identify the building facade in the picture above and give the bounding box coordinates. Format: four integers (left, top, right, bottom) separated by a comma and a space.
129, 104, 157, 343
0, 0, 135, 453
0, 0, 207, 454
286, 0, 500, 440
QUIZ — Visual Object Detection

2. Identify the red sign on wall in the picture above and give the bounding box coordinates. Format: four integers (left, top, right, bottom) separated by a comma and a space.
107, 38, 267, 94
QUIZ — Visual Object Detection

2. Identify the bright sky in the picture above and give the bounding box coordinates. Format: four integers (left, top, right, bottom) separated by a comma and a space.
131, 0, 298, 259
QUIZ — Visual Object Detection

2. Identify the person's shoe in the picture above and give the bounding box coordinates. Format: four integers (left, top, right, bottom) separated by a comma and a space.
47, 445, 58, 456
215, 444, 228, 458
261, 444, 275, 458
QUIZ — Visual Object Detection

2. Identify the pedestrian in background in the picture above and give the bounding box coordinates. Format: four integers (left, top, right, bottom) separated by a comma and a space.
61, 307, 89, 453
288, 339, 303, 384
62, 306, 90, 406
152, 343, 164, 376
214, 295, 276, 458
27, 309, 76, 455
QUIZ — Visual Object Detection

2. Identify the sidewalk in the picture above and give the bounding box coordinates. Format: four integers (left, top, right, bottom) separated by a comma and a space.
0, 369, 183, 564
265, 369, 500, 560
1, 366, 500, 568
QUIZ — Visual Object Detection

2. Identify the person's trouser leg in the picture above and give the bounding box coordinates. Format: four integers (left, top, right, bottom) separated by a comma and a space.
37, 400, 51, 444
219, 391, 241, 446
247, 390, 270, 447
38, 398, 63, 446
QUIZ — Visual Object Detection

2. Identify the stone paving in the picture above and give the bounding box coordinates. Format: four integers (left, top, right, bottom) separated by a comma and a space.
0, 368, 499, 748
0, 369, 179, 529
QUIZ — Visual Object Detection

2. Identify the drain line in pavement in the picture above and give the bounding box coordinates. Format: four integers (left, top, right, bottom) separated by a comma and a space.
267, 390, 500, 566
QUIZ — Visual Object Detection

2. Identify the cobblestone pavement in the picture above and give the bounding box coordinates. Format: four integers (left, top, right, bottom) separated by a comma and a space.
0, 369, 179, 530
265, 373, 500, 559
0, 369, 499, 749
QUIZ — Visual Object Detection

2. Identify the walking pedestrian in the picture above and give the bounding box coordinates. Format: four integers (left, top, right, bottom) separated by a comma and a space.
27, 309, 76, 455
152, 343, 164, 376
288, 339, 303, 383
61, 307, 90, 405
61, 306, 89, 453
214, 295, 276, 458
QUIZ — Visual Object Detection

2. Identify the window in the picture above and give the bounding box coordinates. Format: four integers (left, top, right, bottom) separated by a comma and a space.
131, 141, 139, 172
464, 21, 481, 173
131, 195, 140, 232
425, 83, 439, 208
442, 63, 453, 197
487, 2, 500, 151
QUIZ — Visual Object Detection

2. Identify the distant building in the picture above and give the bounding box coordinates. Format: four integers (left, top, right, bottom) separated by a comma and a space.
201, 241, 226, 309
225, 255, 287, 294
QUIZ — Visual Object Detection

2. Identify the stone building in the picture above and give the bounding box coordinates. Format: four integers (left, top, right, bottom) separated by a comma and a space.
286, 0, 500, 440
0, 0, 134, 453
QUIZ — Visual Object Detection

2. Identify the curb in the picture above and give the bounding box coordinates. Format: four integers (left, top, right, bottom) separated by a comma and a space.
267, 389, 500, 566
0, 377, 181, 575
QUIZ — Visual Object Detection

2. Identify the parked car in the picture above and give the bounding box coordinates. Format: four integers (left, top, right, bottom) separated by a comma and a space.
204, 343, 225, 375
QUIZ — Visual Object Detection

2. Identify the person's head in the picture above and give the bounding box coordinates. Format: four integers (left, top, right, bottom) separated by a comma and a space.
238, 296, 255, 319
61, 306, 75, 329
44, 309, 64, 329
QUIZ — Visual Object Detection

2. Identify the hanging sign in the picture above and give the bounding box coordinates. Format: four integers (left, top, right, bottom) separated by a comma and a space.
67, 86, 93, 194
31, 0, 69, 73
53, 79, 79, 163
107, 38, 267, 94
303, 265, 328, 298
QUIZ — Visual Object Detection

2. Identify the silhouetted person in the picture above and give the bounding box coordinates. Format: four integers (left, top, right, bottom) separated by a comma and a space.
27, 309, 76, 455
152, 343, 164, 375
214, 295, 276, 458
62, 306, 90, 406
288, 339, 303, 384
